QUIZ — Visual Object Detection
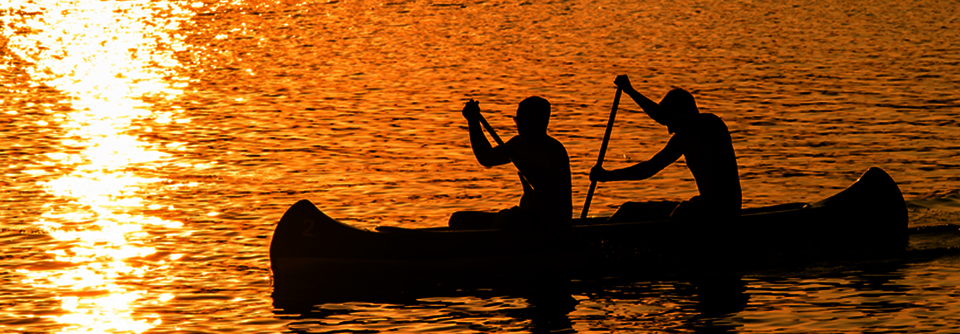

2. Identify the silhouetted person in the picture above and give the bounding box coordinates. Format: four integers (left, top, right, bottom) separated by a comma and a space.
590, 75, 741, 221
450, 96, 573, 229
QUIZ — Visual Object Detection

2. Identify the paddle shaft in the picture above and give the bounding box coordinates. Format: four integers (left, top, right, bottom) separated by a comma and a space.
580, 88, 623, 219
477, 113, 505, 146
475, 111, 533, 190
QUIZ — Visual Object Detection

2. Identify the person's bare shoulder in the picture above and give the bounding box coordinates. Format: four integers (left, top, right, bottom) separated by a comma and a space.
544, 135, 570, 162
694, 113, 730, 133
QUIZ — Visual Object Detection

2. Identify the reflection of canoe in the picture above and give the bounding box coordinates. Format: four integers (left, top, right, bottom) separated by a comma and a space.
269, 167, 908, 283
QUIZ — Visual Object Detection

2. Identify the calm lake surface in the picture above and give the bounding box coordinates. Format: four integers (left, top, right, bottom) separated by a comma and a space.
2, 0, 959, 332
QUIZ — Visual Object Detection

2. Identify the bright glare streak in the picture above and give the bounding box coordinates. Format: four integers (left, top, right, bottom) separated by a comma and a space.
2, 0, 196, 332
56, 292, 160, 334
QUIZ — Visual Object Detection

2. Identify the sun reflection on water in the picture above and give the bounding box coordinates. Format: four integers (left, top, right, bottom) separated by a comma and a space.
3, 0, 194, 332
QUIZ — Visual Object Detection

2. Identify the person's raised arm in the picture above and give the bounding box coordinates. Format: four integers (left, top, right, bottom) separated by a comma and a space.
590, 134, 683, 182
614, 75, 671, 126
462, 100, 510, 167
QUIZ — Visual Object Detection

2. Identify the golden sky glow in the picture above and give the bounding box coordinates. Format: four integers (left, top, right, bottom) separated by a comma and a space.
4, 0, 196, 332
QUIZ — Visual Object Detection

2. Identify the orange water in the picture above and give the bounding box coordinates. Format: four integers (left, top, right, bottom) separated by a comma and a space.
1, 0, 959, 332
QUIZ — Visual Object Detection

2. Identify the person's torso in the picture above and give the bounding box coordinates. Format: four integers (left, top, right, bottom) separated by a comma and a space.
505, 135, 573, 219
678, 113, 742, 209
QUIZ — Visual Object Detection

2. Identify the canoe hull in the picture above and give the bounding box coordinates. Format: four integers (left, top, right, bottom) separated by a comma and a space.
269, 167, 908, 283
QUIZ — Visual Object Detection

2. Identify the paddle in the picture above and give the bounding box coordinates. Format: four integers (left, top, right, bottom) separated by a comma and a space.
580, 88, 623, 219
476, 112, 505, 146
473, 105, 534, 192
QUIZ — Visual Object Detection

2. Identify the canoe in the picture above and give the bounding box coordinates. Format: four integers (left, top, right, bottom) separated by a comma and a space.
269, 167, 908, 283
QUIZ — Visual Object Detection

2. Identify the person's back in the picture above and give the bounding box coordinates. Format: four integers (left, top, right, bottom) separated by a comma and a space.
504, 133, 572, 224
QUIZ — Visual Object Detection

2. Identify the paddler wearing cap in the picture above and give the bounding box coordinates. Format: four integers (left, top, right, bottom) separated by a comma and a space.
450, 96, 573, 229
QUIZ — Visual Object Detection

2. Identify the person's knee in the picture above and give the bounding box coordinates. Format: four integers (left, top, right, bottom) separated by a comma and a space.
669, 200, 739, 223
609, 201, 679, 223
449, 211, 496, 229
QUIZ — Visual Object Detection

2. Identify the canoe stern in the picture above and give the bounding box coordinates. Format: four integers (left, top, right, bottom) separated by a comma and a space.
808, 167, 909, 249
269, 199, 369, 273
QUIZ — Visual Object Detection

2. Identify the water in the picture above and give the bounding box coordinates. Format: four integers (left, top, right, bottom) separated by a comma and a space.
1, 0, 959, 332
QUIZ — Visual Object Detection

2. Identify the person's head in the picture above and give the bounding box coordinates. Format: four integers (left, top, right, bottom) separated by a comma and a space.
515, 96, 551, 138
657, 88, 700, 134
